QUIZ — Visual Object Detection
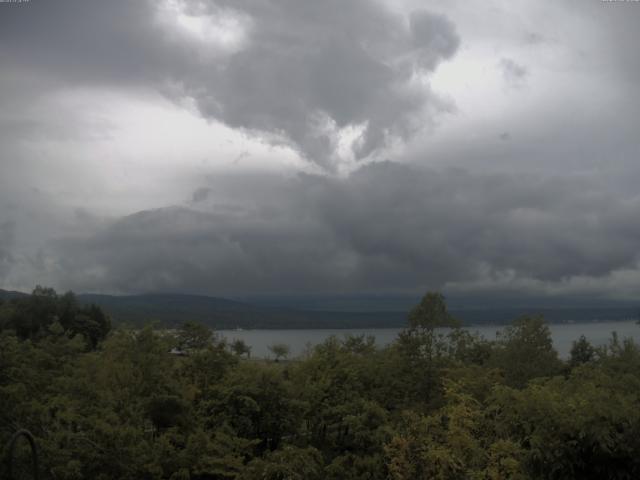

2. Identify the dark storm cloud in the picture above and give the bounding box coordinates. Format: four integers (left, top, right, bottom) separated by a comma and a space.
47, 163, 640, 296
182, 1, 460, 167
0, 0, 459, 169
3, 0, 640, 299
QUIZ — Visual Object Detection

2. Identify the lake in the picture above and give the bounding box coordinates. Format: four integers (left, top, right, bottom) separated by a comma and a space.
219, 321, 640, 359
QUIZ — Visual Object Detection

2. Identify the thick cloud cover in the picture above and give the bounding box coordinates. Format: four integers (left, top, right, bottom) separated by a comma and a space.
38, 163, 640, 298
0, 0, 459, 169
2, 0, 640, 300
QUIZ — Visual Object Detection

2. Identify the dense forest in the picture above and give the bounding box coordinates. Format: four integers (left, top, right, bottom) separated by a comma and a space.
2, 288, 640, 479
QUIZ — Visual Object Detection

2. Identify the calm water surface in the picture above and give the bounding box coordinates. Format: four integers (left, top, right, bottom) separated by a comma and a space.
219, 321, 640, 359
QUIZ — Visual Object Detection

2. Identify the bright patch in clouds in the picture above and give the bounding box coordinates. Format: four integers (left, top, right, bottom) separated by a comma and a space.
156, 0, 251, 53
15, 86, 304, 217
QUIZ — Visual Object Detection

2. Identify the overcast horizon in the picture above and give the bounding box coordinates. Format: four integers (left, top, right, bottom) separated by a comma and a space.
2, 0, 640, 303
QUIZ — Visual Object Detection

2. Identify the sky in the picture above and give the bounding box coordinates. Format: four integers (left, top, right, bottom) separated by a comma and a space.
1, 0, 640, 302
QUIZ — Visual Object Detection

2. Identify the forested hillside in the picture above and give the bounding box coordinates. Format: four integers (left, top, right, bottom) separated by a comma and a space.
2, 289, 640, 479
75, 293, 407, 329
2, 289, 636, 328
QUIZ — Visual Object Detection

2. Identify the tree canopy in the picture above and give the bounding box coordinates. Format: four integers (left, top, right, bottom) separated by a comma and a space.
408, 291, 460, 330
2, 288, 640, 479
0, 286, 110, 349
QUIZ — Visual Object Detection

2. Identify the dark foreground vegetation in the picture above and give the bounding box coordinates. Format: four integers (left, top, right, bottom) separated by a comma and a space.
2, 288, 640, 479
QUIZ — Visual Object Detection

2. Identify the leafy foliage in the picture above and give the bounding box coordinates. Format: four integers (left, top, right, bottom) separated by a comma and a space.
268, 343, 291, 362
408, 291, 460, 330
0, 286, 110, 349
2, 288, 640, 479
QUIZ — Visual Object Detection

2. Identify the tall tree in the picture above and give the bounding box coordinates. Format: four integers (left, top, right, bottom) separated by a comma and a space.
176, 321, 213, 351
490, 316, 562, 388
268, 343, 291, 362
408, 292, 460, 330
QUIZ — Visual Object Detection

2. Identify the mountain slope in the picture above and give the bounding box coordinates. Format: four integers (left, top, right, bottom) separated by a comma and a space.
3, 289, 637, 329
77, 292, 406, 329
0, 288, 29, 300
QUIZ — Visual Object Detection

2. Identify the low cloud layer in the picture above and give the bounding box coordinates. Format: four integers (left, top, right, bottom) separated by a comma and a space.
33, 163, 640, 298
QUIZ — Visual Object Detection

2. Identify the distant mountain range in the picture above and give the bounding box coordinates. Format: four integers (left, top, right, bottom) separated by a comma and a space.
2, 288, 638, 329
0, 289, 29, 300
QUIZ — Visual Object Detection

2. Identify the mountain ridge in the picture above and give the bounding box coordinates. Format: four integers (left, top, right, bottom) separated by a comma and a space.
2, 288, 638, 329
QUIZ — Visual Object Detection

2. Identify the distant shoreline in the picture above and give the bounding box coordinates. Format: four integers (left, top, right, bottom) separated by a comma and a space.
215, 318, 639, 331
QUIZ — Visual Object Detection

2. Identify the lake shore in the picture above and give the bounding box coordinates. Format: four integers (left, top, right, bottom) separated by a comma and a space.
218, 320, 639, 359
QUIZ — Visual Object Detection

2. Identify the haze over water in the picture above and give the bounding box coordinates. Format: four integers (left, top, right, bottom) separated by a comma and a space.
219, 321, 640, 359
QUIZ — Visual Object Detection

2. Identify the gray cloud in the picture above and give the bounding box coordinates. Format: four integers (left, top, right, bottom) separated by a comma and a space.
191, 187, 212, 203
42, 163, 640, 297
181, 2, 460, 168
499, 57, 528, 89
410, 10, 460, 70
0, 0, 459, 169
0, 221, 16, 281
2, 0, 640, 302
